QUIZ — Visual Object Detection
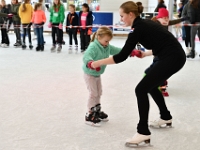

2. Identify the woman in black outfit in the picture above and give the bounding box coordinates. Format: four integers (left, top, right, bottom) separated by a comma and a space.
91, 1, 186, 146
154, 0, 167, 12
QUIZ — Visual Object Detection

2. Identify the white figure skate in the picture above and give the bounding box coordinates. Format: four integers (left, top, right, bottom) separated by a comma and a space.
125, 133, 151, 147
150, 118, 172, 128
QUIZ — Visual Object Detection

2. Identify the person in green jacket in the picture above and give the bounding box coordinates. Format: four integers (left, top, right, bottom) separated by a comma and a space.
10, 0, 21, 47
48, 0, 65, 53
83, 27, 121, 127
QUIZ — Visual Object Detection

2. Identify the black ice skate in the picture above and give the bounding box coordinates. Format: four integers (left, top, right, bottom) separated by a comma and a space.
85, 106, 101, 127
186, 50, 195, 59
22, 44, 27, 50
14, 42, 22, 47
41, 45, 44, 51
36, 45, 41, 51
95, 104, 109, 122
29, 44, 33, 50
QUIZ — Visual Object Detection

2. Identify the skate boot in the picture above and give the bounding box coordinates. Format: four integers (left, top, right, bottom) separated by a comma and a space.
36, 45, 41, 51
57, 45, 62, 53
85, 106, 101, 127
22, 43, 27, 50
51, 45, 56, 53
95, 104, 109, 122
2, 44, 9, 48
125, 133, 151, 147
186, 50, 195, 59
75, 45, 78, 51
150, 118, 172, 128
14, 42, 22, 47
29, 44, 33, 50
185, 47, 190, 55
68, 45, 72, 54
160, 86, 169, 97
41, 45, 44, 51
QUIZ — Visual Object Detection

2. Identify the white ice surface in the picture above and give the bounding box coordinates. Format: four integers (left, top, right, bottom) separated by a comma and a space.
0, 33, 200, 150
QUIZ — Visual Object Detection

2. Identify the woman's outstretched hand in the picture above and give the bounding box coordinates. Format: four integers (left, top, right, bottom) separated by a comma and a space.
91, 61, 101, 69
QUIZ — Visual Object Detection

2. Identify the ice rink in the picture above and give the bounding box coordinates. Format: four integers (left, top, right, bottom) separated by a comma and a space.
0, 33, 200, 150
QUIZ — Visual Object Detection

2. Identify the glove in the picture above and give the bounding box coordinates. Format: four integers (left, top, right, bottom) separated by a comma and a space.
59, 23, 63, 30
87, 28, 92, 35
48, 22, 52, 28
27, 22, 32, 28
8, 14, 13, 18
130, 49, 142, 58
41, 22, 44, 25
181, 16, 190, 21
87, 61, 101, 72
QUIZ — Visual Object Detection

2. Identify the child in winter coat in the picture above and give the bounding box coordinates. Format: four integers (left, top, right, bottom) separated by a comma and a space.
10, 0, 21, 47
31, 3, 46, 51
0, 0, 10, 48
48, 0, 65, 53
83, 27, 121, 126
19, 0, 33, 50
66, 4, 79, 52
79, 3, 93, 53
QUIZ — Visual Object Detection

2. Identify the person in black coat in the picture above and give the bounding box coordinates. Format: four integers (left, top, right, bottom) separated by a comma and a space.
0, 0, 10, 47
154, 0, 167, 12
79, 3, 93, 53
66, 4, 79, 51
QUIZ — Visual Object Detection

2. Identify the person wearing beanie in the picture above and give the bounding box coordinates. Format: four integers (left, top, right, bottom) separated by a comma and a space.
144, 8, 189, 96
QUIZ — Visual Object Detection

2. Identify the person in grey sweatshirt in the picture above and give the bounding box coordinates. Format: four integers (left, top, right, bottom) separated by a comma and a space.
182, 0, 192, 55
187, 0, 200, 58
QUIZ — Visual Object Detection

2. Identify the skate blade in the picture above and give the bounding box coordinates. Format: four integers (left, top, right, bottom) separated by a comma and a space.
150, 123, 173, 129
100, 118, 109, 122
85, 121, 101, 127
125, 139, 151, 148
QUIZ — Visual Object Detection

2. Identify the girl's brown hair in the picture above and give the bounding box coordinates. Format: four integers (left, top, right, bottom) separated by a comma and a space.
1, 0, 6, 6
53, 0, 61, 12
21, 0, 30, 12
39, 0, 43, 3
120, 1, 143, 17
34, 2, 42, 11
11, 0, 18, 4
159, 0, 165, 3
69, 4, 75, 11
91, 26, 113, 42
191, 0, 199, 8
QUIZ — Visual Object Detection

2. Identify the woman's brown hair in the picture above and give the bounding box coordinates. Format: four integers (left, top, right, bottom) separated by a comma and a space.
21, 0, 30, 12
120, 1, 143, 17
34, 2, 42, 11
90, 26, 113, 42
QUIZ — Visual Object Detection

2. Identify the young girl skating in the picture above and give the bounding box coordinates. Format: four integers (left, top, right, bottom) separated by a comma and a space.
19, 0, 33, 50
66, 4, 79, 53
48, 0, 65, 53
31, 3, 46, 51
83, 27, 121, 126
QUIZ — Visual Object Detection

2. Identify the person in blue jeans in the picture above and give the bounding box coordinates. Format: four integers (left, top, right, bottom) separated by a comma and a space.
30, 3, 46, 51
